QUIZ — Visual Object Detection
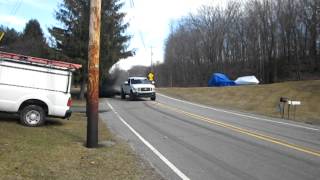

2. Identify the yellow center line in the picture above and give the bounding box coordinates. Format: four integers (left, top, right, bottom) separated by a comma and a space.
155, 102, 320, 157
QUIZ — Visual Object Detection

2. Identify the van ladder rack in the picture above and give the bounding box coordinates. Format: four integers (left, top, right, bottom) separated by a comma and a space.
0, 51, 82, 70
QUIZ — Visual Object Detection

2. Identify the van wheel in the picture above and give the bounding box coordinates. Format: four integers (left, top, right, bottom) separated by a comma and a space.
20, 105, 45, 127
151, 95, 156, 101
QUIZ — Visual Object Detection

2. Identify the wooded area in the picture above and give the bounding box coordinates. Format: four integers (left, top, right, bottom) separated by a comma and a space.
155, 0, 319, 87
0, 20, 51, 58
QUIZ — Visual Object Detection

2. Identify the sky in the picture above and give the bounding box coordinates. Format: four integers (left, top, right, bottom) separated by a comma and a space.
0, 0, 224, 70
0, 0, 61, 33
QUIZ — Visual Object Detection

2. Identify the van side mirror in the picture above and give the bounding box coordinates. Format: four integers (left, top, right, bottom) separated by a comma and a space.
151, 81, 155, 85
124, 81, 128, 85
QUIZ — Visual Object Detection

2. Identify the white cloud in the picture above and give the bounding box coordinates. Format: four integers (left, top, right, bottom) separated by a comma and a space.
0, 0, 57, 14
17, 0, 55, 10
0, 14, 26, 28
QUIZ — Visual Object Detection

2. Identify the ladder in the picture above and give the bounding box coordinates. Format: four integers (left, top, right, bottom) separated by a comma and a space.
0, 51, 82, 70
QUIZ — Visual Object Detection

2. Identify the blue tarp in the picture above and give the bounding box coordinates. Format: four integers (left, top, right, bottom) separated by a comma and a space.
208, 73, 236, 87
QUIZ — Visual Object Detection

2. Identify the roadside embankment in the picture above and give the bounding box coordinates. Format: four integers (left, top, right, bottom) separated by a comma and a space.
158, 80, 320, 125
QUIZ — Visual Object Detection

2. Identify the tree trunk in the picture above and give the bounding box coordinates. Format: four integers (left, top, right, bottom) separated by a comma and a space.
79, 71, 87, 100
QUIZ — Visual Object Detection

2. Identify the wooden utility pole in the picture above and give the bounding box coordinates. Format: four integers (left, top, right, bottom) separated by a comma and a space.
87, 0, 101, 148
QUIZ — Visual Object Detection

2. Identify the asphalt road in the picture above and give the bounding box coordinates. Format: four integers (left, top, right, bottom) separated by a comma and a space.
100, 94, 320, 180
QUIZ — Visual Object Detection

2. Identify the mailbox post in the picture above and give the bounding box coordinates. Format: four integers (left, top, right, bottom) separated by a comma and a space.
279, 97, 288, 118
287, 100, 301, 120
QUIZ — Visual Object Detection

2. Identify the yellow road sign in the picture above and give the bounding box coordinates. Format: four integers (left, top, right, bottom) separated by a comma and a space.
148, 72, 154, 81
0, 32, 4, 42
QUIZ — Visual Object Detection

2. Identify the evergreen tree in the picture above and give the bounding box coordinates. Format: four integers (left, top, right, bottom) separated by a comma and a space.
22, 20, 45, 41
17, 19, 49, 57
0, 26, 20, 50
0, 20, 49, 58
99, 0, 133, 88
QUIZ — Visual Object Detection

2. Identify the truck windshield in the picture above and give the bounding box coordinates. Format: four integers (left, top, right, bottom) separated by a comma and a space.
131, 79, 151, 84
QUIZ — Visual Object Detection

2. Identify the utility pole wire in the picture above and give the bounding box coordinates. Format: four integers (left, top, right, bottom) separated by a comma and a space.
1, 0, 23, 40
130, 0, 134, 8
10, 0, 23, 16
139, 31, 146, 49
128, 0, 146, 50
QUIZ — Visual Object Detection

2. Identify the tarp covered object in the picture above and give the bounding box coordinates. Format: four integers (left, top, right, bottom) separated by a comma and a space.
235, 76, 259, 85
208, 73, 236, 87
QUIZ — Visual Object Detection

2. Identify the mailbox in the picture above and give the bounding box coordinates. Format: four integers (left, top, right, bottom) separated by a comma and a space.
279, 97, 301, 120
288, 101, 301, 105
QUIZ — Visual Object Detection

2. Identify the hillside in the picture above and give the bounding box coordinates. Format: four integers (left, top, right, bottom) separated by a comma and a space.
158, 80, 320, 125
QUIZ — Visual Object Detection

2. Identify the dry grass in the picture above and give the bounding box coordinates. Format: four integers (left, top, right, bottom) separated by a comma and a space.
158, 80, 320, 125
0, 104, 160, 179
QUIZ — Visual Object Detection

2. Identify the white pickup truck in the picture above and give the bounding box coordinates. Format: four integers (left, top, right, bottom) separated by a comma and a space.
121, 77, 156, 101
0, 51, 81, 126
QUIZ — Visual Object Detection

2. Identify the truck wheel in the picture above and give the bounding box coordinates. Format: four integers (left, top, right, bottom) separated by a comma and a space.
129, 91, 135, 101
20, 105, 45, 127
151, 95, 156, 101
121, 89, 126, 99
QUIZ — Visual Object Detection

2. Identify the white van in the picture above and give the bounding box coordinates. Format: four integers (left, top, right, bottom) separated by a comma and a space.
0, 51, 81, 126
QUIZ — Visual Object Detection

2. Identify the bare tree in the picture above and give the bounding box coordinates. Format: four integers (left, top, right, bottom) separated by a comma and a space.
155, 0, 320, 87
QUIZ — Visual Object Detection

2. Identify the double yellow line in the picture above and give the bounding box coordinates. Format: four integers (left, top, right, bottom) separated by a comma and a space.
155, 102, 320, 157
